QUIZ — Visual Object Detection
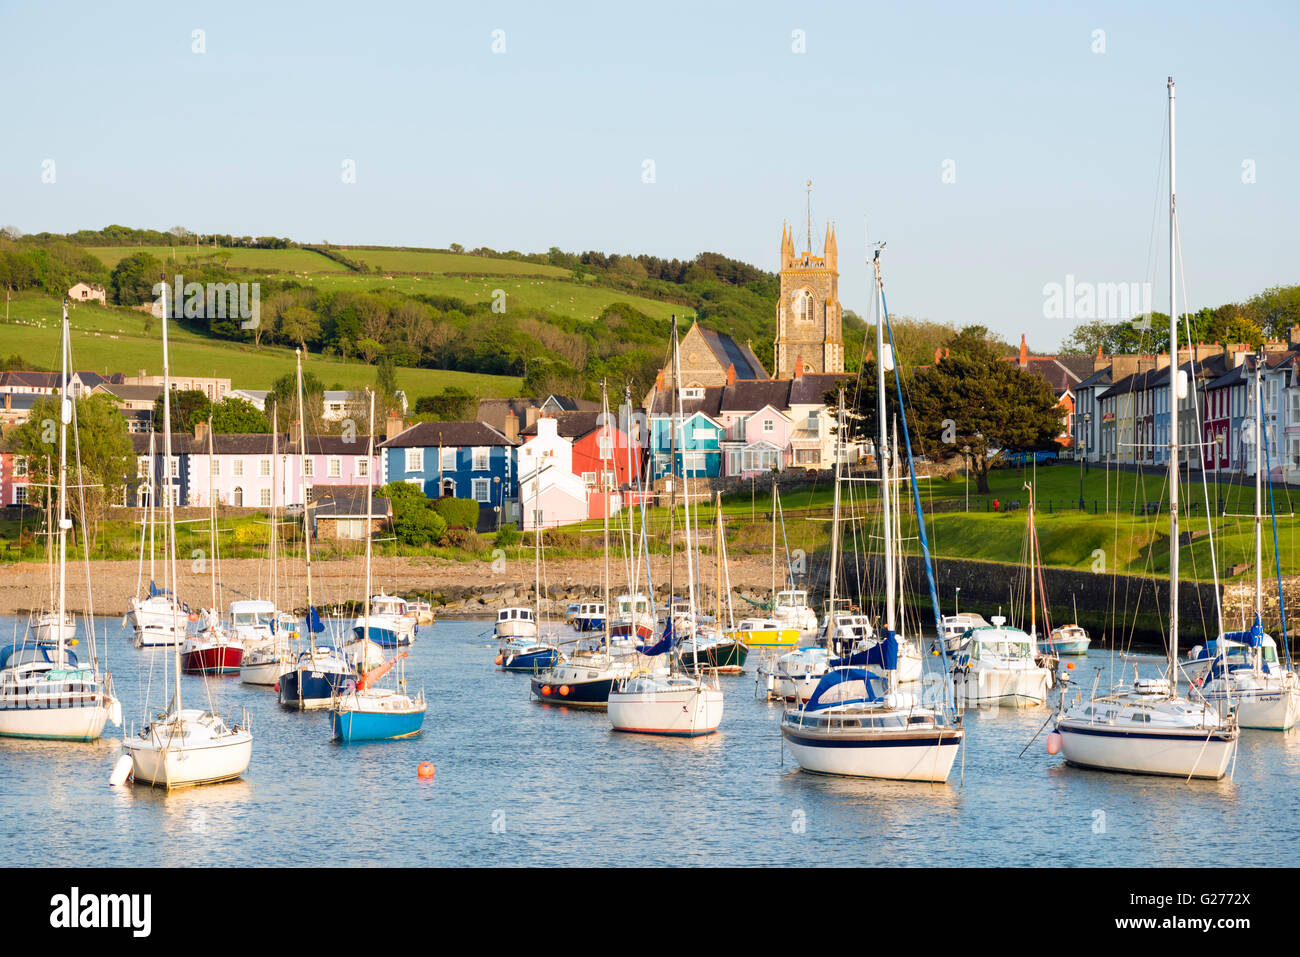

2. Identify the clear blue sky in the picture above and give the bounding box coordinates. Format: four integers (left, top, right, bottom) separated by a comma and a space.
3, 0, 1296, 351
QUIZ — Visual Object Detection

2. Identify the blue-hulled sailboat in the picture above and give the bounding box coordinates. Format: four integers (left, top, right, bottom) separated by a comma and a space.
329, 391, 426, 741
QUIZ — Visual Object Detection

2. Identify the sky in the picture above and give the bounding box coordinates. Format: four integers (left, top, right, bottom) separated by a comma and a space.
2, 0, 1297, 351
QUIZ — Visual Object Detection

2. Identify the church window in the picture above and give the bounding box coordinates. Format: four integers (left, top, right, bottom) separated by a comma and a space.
794, 290, 814, 322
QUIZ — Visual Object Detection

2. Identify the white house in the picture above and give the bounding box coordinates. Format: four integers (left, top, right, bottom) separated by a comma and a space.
517, 417, 593, 531
67, 282, 107, 305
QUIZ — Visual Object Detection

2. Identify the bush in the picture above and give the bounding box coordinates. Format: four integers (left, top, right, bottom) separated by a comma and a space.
444, 527, 486, 552
433, 497, 479, 529
378, 480, 448, 546
494, 523, 520, 548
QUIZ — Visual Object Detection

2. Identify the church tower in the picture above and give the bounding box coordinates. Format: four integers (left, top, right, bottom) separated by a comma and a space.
774, 217, 843, 378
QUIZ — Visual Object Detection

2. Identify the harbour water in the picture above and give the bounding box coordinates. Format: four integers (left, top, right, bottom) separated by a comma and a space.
2, 616, 1297, 867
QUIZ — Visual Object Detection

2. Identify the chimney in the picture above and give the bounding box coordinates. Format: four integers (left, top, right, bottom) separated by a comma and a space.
655, 368, 665, 393
725, 363, 737, 386
1264, 339, 1288, 355
934, 347, 943, 365
504, 409, 519, 443
137, 368, 146, 382
1111, 355, 1141, 381
525, 406, 540, 430
1290, 325, 1300, 348
1093, 345, 1110, 373
194, 420, 209, 444
1019, 334, 1028, 366
792, 357, 803, 380
385, 412, 404, 438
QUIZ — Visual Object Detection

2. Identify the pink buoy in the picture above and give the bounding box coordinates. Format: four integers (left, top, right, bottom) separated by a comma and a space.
1046, 731, 1063, 755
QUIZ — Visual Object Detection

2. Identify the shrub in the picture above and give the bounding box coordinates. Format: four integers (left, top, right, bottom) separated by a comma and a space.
433, 497, 479, 529
444, 527, 486, 552
494, 523, 520, 548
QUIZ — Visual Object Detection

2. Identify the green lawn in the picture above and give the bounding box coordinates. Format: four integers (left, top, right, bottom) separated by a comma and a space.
0, 293, 521, 396
338, 248, 573, 277
83, 245, 346, 273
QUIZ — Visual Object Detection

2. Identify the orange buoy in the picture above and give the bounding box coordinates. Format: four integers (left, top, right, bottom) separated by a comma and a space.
273, 682, 279, 692
1046, 731, 1063, 755
188, 613, 198, 622
495, 654, 504, 666
541, 685, 552, 696
1066, 662, 1075, 670
417, 761, 435, 779
559, 685, 570, 696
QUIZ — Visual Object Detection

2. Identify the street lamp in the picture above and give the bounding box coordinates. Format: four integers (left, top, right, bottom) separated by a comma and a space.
961, 445, 971, 512
955, 587, 961, 616
1079, 412, 1091, 510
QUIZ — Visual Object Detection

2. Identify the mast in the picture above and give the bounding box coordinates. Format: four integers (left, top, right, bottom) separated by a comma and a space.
876, 268, 895, 643
56, 303, 70, 668
364, 390, 375, 646
828, 388, 844, 624
270, 400, 278, 611
601, 381, 612, 665
296, 348, 315, 655
161, 276, 182, 712
1027, 483, 1036, 638
207, 417, 217, 615
1254, 360, 1264, 668
673, 317, 699, 665
1167, 75, 1180, 672
771, 482, 777, 604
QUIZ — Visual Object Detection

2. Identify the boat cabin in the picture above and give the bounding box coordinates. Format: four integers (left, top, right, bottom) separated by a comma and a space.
498, 607, 535, 624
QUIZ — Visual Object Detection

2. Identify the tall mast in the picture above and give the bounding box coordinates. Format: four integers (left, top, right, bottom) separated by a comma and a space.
364, 389, 375, 644
672, 316, 699, 662
56, 302, 70, 669
296, 348, 314, 654
207, 418, 218, 614
876, 261, 895, 640
828, 389, 844, 621
1254, 361, 1264, 625
1028, 483, 1036, 637
161, 276, 182, 711
270, 400, 278, 610
771, 482, 777, 602
1167, 75, 1180, 672
601, 381, 612, 665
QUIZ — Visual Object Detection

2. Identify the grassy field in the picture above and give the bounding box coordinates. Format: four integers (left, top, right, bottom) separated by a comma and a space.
0, 293, 522, 396
338, 248, 573, 277
83, 245, 347, 273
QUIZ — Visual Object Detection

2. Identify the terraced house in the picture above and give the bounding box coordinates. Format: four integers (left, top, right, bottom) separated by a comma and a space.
379, 420, 517, 527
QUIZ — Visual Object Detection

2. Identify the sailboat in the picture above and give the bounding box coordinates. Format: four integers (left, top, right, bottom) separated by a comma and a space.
609, 322, 723, 736
0, 302, 121, 741
676, 493, 748, 673
124, 284, 252, 787
30, 472, 76, 645
1054, 77, 1238, 778
497, 458, 560, 672
723, 484, 802, 650
780, 248, 962, 781
127, 428, 187, 648
180, 418, 243, 675
1189, 360, 1300, 730
952, 483, 1053, 707
330, 391, 427, 742
278, 349, 357, 710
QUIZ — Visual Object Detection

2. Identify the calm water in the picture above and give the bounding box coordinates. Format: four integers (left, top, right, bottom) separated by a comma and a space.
2, 616, 1297, 867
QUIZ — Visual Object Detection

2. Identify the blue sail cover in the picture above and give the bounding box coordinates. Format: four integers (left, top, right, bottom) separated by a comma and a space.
148, 580, 175, 599
1222, 614, 1267, 649
307, 606, 325, 634
641, 619, 674, 657
806, 667, 885, 712
831, 631, 898, 670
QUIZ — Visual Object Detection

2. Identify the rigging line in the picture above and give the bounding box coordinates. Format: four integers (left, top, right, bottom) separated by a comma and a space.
1262, 409, 1292, 668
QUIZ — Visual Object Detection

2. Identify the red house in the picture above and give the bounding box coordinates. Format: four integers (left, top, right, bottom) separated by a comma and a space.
520, 411, 644, 521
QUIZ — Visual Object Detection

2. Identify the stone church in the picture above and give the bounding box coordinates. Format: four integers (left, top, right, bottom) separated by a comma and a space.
773, 222, 844, 378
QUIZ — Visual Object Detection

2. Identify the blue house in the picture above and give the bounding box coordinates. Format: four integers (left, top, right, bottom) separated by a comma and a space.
379, 421, 517, 527
129, 432, 193, 507
645, 388, 726, 479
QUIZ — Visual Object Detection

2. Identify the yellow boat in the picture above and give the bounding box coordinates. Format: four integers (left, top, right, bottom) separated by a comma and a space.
724, 617, 801, 649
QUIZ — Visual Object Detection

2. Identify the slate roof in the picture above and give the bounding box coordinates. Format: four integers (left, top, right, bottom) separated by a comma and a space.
130, 432, 378, 455
520, 411, 610, 439
378, 420, 515, 449
312, 486, 390, 518
697, 327, 769, 380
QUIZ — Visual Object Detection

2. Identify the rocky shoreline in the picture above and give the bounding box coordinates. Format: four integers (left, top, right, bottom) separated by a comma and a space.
0, 553, 786, 619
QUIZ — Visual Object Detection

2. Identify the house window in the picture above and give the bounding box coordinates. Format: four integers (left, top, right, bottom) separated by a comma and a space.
763, 419, 774, 433
602, 469, 616, 489
357, 457, 369, 478
692, 427, 712, 441
15, 457, 29, 478
138, 457, 151, 478
441, 478, 456, 497
582, 472, 597, 486
304, 485, 316, 504
211, 458, 221, 476
472, 478, 490, 502
169, 457, 179, 478
260, 458, 271, 477
472, 447, 489, 471
260, 488, 271, 507
682, 388, 704, 400
727, 449, 744, 475
682, 452, 706, 474
532, 508, 544, 527
440, 448, 456, 471
14, 486, 26, 505
329, 457, 341, 478
598, 435, 613, 458
303, 458, 313, 477
233, 459, 244, 477
405, 448, 424, 473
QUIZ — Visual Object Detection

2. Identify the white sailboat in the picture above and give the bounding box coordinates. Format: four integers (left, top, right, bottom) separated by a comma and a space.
1054, 77, 1237, 779
0, 301, 121, 741
610, 327, 723, 736
780, 250, 962, 782
124, 281, 252, 788
1190, 360, 1300, 730
128, 430, 187, 648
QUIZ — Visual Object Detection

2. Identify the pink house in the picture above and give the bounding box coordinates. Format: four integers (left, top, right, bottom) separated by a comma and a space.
0, 452, 34, 507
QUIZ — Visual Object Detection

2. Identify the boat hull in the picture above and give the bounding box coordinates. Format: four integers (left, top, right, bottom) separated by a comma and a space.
330, 706, 426, 742
531, 674, 618, 708
240, 654, 294, 686
954, 667, 1051, 707
1203, 686, 1300, 731
500, 648, 560, 672
781, 726, 962, 782
1057, 722, 1237, 779
180, 644, 243, 676
1042, 637, 1090, 656
125, 733, 253, 789
727, 628, 800, 650
678, 640, 748, 674
608, 686, 723, 736
0, 699, 112, 741
278, 668, 353, 711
